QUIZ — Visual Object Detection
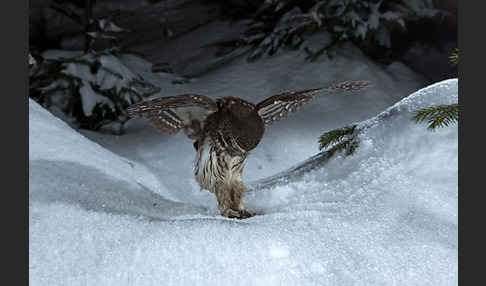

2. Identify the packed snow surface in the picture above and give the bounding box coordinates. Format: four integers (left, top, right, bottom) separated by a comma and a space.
29, 77, 457, 285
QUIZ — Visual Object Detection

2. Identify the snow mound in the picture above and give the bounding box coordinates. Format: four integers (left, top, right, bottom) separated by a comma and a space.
29, 79, 457, 286
29, 99, 188, 209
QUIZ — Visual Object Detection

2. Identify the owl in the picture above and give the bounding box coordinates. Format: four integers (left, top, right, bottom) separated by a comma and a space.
127, 80, 370, 219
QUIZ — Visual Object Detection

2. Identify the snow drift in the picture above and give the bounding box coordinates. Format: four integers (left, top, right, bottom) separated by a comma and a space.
29, 79, 457, 286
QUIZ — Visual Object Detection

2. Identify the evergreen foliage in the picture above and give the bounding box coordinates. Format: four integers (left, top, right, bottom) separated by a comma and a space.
318, 124, 359, 157
233, 0, 445, 61
29, 1, 160, 133
29, 52, 159, 133
413, 104, 458, 131
449, 48, 459, 65
413, 48, 458, 131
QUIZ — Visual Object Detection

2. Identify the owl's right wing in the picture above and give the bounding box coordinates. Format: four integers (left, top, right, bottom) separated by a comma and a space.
256, 80, 371, 125
127, 94, 218, 139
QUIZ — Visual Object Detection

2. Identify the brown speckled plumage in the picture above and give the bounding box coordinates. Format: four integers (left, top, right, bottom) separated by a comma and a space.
127, 80, 370, 219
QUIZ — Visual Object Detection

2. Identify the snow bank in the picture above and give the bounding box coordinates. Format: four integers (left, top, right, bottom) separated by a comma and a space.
29, 79, 457, 286
29, 100, 160, 192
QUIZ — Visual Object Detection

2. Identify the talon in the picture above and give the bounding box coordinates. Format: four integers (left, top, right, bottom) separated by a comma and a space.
221, 208, 241, 219
221, 208, 254, 219
238, 209, 254, 219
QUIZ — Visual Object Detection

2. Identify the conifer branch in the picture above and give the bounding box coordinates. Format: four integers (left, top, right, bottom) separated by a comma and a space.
449, 48, 459, 65
412, 104, 459, 131
318, 124, 359, 158
318, 125, 356, 151
49, 2, 82, 25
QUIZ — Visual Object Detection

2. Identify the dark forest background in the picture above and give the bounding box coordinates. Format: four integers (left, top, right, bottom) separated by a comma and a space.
29, 0, 457, 132
30, 0, 456, 81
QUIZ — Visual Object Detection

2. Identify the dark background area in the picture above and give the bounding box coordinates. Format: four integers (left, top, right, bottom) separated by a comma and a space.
29, 0, 457, 83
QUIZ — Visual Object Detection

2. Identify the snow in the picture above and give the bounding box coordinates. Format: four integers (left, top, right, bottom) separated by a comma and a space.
29, 100, 165, 201
51, 52, 140, 93
30, 75, 457, 285
98, 19, 126, 33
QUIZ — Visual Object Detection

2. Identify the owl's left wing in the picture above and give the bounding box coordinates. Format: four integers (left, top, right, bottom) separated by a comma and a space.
127, 94, 217, 139
256, 80, 371, 125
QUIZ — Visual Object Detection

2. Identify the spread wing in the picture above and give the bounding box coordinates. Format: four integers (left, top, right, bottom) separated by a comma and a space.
256, 80, 371, 125
127, 94, 217, 139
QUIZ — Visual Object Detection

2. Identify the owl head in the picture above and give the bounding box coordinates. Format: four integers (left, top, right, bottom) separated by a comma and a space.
217, 97, 265, 152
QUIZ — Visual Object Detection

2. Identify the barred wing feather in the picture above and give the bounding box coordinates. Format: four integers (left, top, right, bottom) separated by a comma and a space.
256, 80, 371, 125
127, 94, 217, 137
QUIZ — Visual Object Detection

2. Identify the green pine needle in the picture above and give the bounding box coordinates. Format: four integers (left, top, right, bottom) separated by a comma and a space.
318, 124, 359, 158
449, 48, 459, 65
413, 104, 459, 131
318, 125, 356, 151
325, 138, 359, 157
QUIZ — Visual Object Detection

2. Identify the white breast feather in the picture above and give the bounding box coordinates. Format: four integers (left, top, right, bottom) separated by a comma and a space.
194, 138, 246, 192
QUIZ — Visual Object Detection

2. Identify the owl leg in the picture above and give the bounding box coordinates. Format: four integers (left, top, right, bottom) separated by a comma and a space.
214, 183, 241, 219
231, 180, 253, 219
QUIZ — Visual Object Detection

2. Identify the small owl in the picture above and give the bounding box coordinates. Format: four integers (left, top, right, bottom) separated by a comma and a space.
127, 80, 370, 219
